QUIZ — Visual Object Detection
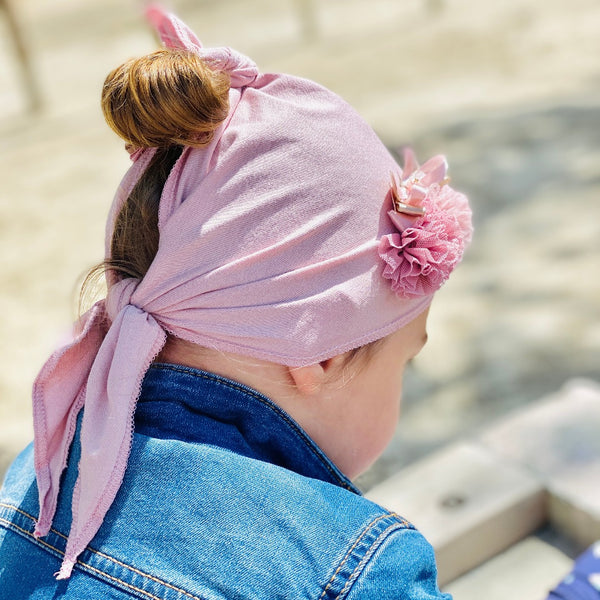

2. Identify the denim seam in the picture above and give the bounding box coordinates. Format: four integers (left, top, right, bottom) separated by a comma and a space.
0, 516, 64, 561
0, 503, 207, 600
0, 512, 160, 600
335, 522, 409, 600
149, 364, 355, 491
0, 501, 51, 526
73, 563, 164, 600
318, 512, 411, 600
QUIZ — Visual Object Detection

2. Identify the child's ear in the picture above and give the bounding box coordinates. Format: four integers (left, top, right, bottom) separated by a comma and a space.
287, 354, 347, 396
288, 364, 325, 395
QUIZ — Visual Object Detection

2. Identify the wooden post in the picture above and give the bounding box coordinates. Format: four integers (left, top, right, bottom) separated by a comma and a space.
293, 0, 318, 42
1, 0, 42, 112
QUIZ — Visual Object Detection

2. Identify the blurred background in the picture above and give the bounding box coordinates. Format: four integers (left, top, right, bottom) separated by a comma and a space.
0, 0, 598, 488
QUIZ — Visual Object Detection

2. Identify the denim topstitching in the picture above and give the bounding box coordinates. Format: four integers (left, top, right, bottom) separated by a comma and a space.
0, 502, 207, 600
336, 521, 414, 600
318, 512, 414, 600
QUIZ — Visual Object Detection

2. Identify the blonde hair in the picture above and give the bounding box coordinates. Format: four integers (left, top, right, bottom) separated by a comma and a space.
101, 49, 231, 149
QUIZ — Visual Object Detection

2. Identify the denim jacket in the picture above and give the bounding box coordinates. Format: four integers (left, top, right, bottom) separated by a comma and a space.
0, 364, 450, 599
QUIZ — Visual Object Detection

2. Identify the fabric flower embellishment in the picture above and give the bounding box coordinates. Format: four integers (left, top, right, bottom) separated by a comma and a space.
378, 148, 472, 298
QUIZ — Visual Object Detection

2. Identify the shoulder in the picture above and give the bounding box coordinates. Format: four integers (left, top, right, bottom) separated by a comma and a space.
321, 513, 451, 600
124, 435, 449, 598
0, 438, 449, 599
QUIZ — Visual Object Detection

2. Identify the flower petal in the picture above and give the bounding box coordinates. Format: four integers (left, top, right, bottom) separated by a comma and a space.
419, 155, 448, 187
402, 147, 419, 178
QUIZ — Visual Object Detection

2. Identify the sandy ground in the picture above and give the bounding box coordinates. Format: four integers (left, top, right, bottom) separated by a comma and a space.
0, 0, 599, 488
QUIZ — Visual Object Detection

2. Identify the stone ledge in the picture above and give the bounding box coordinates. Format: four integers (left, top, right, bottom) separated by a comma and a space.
366, 441, 547, 585
444, 537, 572, 600
366, 378, 600, 587
480, 378, 600, 548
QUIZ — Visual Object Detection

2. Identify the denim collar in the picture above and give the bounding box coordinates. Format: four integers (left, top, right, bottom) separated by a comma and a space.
135, 363, 360, 495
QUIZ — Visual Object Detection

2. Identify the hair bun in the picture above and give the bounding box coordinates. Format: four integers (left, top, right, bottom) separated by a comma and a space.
101, 49, 231, 149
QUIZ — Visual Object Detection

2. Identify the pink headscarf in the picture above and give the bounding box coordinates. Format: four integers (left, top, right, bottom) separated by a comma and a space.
32, 6, 472, 578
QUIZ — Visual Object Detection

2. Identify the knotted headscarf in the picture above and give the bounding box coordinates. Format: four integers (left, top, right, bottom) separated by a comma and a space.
32, 6, 472, 578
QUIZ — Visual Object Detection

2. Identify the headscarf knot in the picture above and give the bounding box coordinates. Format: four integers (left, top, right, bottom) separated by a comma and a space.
145, 4, 258, 88
106, 277, 140, 322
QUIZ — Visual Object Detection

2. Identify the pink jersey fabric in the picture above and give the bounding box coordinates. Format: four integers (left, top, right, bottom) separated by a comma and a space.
32, 6, 471, 578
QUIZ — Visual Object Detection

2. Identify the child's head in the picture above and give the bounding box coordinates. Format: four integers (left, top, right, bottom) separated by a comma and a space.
92, 3, 471, 474
95, 29, 468, 363
34, 6, 472, 578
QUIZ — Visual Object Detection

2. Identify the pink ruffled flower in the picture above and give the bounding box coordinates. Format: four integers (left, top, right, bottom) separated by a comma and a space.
378, 149, 472, 298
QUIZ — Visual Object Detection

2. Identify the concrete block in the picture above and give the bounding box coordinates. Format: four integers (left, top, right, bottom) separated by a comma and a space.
444, 537, 572, 600
366, 441, 547, 585
480, 379, 600, 548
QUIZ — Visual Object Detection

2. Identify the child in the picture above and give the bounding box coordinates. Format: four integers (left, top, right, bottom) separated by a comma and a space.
0, 6, 472, 598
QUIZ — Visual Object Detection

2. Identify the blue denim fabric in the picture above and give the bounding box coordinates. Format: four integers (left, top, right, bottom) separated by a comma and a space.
0, 364, 450, 599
